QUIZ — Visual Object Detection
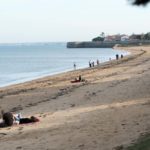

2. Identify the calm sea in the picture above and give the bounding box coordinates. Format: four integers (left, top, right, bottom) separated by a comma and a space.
0, 43, 129, 87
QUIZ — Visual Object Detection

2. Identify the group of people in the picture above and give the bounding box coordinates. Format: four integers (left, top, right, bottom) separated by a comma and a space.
115, 54, 124, 60
71, 74, 86, 83
89, 59, 100, 68
73, 59, 100, 70
0, 111, 39, 127
74, 54, 124, 70
75, 75, 84, 82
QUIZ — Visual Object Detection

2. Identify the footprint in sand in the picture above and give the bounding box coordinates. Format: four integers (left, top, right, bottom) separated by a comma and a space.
0, 133, 7, 136
70, 104, 76, 107
0, 133, 7, 139
18, 127, 24, 131
113, 145, 124, 150
78, 144, 85, 149
39, 113, 45, 118
121, 123, 126, 126
41, 114, 47, 118
16, 146, 22, 149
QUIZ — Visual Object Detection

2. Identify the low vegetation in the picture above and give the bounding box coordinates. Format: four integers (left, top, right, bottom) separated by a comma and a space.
125, 134, 150, 150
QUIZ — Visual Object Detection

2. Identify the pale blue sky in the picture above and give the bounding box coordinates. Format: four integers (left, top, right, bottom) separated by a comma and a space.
0, 0, 150, 43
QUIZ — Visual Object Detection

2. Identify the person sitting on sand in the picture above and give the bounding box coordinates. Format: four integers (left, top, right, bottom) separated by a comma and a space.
71, 75, 85, 83
79, 75, 82, 81
78, 75, 85, 82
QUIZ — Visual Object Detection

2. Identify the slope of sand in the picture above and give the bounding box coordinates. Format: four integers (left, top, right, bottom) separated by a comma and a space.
0, 46, 150, 150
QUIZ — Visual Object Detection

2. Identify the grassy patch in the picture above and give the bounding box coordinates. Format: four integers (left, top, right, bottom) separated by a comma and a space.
125, 134, 150, 150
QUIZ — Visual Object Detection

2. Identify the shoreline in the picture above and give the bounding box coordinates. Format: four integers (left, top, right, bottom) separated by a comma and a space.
0, 46, 130, 89
0, 45, 149, 150
0, 47, 131, 90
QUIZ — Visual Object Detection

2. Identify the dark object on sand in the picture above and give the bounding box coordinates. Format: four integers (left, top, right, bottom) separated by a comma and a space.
71, 75, 85, 83
2, 112, 14, 126
19, 116, 39, 124
71, 79, 85, 83
71, 79, 81, 83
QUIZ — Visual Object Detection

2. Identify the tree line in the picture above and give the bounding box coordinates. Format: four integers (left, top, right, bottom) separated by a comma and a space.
92, 32, 150, 42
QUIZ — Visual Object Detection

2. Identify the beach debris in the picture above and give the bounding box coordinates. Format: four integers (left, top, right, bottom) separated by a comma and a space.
70, 104, 75, 107
10, 105, 23, 112
16, 146, 22, 149
113, 145, 124, 150
92, 92, 96, 96
0, 133, 7, 135
78, 144, 85, 148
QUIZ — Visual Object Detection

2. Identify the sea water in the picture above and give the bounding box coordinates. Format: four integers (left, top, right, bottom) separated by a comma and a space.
0, 43, 129, 87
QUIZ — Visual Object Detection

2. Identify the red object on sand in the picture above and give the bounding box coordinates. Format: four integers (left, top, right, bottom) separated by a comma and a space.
71, 80, 81, 83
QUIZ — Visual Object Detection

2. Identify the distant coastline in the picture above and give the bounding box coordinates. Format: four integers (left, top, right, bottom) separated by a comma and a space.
67, 40, 150, 48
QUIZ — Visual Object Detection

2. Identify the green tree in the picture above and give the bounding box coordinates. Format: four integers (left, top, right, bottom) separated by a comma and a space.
92, 36, 104, 42
92, 32, 105, 42
143, 32, 150, 40
130, 0, 150, 6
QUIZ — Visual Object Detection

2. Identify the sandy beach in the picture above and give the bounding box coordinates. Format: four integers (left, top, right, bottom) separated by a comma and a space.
0, 46, 150, 150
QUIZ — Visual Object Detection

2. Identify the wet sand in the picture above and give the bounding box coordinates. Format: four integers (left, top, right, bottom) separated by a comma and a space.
0, 46, 150, 150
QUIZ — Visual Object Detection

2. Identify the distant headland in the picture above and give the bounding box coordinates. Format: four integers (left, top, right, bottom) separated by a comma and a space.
67, 32, 150, 48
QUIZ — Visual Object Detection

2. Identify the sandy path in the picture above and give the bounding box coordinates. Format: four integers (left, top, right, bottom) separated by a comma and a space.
0, 46, 150, 150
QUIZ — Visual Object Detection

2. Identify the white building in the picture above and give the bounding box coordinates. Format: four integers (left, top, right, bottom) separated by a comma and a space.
121, 35, 129, 41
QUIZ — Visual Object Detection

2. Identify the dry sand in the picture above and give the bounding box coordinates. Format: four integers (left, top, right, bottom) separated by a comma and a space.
0, 46, 150, 150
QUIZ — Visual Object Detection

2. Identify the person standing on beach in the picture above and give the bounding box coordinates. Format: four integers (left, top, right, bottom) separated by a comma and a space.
89, 61, 92, 68
92, 61, 95, 67
121, 54, 123, 59
73, 63, 76, 70
97, 59, 100, 65
116, 54, 119, 60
